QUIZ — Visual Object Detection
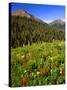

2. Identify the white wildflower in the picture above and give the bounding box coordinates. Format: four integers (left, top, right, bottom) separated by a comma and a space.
21, 55, 25, 58
24, 70, 27, 73
60, 70, 62, 74
37, 71, 40, 75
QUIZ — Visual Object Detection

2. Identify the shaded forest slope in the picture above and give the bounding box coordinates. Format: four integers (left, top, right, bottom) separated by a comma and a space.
10, 10, 65, 48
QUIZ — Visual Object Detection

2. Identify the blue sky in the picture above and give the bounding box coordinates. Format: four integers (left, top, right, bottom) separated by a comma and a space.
10, 3, 65, 23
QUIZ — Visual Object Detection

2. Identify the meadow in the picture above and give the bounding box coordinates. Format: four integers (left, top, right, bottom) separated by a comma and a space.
11, 40, 65, 87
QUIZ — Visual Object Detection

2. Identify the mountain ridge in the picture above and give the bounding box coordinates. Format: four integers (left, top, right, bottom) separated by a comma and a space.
12, 10, 32, 18
49, 19, 65, 30
11, 10, 48, 24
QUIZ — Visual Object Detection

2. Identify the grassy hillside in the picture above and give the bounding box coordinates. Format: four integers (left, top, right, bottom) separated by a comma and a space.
10, 41, 65, 87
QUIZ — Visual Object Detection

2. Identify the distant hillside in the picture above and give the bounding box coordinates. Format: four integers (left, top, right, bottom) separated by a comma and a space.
49, 19, 65, 30
10, 10, 65, 48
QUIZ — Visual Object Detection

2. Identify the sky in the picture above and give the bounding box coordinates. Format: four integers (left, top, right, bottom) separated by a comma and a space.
10, 3, 65, 23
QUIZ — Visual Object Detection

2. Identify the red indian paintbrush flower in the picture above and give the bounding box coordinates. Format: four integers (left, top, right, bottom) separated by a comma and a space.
20, 77, 28, 86
39, 67, 48, 74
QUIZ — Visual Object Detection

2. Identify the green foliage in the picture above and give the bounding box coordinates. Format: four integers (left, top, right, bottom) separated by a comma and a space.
57, 76, 65, 84
11, 41, 65, 87
11, 16, 65, 48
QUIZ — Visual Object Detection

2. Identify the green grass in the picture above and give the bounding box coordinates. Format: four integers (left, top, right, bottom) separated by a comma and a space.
10, 41, 65, 87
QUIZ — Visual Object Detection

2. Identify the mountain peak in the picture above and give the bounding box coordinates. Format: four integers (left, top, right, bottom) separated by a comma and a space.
15, 10, 27, 14
49, 19, 65, 30
12, 10, 31, 18
50, 19, 65, 25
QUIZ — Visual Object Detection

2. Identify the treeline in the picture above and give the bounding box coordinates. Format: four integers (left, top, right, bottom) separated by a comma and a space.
10, 16, 65, 48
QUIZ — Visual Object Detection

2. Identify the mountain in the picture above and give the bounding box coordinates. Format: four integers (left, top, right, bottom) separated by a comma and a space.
11, 10, 45, 23
10, 10, 65, 48
12, 10, 32, 18
49, 19, 65, 30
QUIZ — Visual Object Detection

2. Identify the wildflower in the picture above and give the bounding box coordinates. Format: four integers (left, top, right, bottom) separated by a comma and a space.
37, 71, 40, 75
60, 67, 65, 75
24, 70, 27, 73
51, 69, 52, 73
60, 64, 65, 75
39, 67, 48, 74
50, 57, 54, 62
21, 55, 25, 58
20, 78, 28, 86
51, 64, 56, 69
